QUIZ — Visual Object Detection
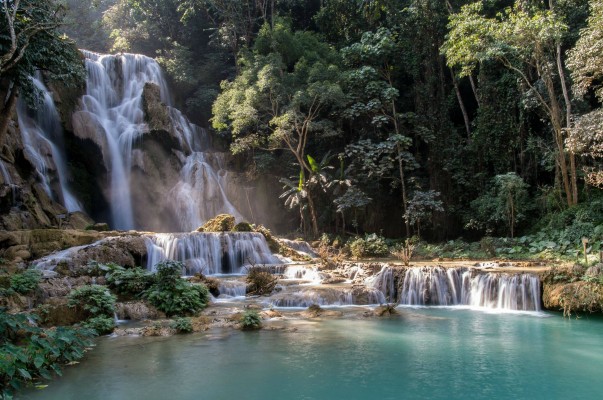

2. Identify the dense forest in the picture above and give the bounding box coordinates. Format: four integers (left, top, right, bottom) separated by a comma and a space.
2, 0, 603, 246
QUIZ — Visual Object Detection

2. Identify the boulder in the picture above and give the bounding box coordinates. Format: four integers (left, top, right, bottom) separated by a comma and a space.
142, 82, 171, 133
115, 301, 164, 320
71, 111, 110, 165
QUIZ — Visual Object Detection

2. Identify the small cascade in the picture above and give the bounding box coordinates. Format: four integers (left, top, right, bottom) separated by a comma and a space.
366, 266, 396, 302
16, 75, 82, 212
398, 267, 541, 311
283, 265, 322, 282
0, 160, 17, 204
145, 232, 282, 275
269, 287, 355, 307
168, 152, 243, 231
217, 279, 247, 297
279, 239, 318, 258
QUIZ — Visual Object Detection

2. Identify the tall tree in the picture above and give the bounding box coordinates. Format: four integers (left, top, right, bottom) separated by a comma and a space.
442, 2, 579, 206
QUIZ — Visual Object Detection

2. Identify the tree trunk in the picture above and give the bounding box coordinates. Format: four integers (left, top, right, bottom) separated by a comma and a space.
469, 75, 480, 107
306, 189, 319, 238
450, 68, 471, 139
556, 44, 578, 205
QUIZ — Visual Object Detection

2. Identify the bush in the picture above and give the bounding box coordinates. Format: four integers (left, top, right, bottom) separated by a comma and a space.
170, 317, 193, 333
349, 234, 389, 258
82, 316, 115, 335
10, 269, 42, 294
240, 310, 261, 330
106, 266, 155, 296
246, 267, 277, 296
0, 309, 95, 399
233, 222, 253, 232
68, 285, 116, 318
143, 261, 209, 317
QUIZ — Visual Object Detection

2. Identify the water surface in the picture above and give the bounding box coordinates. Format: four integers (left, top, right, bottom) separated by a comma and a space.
23, 309, 603, 400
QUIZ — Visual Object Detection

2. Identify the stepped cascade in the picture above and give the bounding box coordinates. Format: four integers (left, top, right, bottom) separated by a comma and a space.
145, 232, 282, 275
16, 75, 82, 212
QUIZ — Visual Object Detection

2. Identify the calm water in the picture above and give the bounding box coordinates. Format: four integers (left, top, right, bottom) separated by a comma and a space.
23, 309, 603, 400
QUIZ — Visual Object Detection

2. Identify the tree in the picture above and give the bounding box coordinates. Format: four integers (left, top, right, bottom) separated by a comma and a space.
404, 190, 444, 238
468, 172, 530, 238
0, 0, 84, 142
341, 27, 418, 237
567, 0, 603, 102
442, 2, 579, 207
212, 20, 345, 237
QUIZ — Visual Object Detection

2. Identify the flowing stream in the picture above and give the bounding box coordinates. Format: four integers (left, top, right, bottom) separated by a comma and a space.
22, 311, 603, 400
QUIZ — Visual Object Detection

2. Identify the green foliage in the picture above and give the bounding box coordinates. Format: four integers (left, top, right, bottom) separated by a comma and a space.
9, 269, 42, 295
0, 309, 95, 399
82, 316, 115, 335
467, 173, 531, 237
350, 234, 389, 258
170, 317, 193, 333
240, 310, 261, 330
144, 261, 209, 317
68, 285, 116, 318
106, 266, 155, 296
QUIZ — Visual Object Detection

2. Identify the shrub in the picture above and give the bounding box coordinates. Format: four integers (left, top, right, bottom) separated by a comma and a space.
246, 267, 277, 296
106, 266, 154, 296
10, 269, 42, 294
233, 222, 253, 232
0, 309, 95, 399
349, 234, 389, 258
68, 285, 116, 318
143, 261, 209, 317
170, 317, 193, 333
240, 310, 261, 330
82, 316, 115, 335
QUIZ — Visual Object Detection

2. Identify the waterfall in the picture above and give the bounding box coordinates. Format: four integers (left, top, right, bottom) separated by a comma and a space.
79, 50, 244, 231
168, 152, 243, 231
398, 267, 541, 311
367, 266, 396, 302
16, 75, 82, 212
144, 232, 282, 275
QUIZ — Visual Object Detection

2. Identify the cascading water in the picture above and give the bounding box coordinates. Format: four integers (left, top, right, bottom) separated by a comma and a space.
16, 75, 82, 212
80, 51, 168, 229
145, 232, 282, 275
79, 50, 244, 230
398, 266, 541, 311
168, 152, 243, 231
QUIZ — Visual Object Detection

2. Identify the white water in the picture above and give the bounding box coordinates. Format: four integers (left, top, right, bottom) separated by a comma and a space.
398, 266, 541, 311
16, 75, 82, 212
168, 152, 243, 231
145, 232, 282, 275
79, 50, 245, 231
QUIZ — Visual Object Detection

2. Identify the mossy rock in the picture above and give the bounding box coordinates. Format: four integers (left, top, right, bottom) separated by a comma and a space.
233, 222, 253, 232
253, 225, 280, 253
198, 214, 236, 232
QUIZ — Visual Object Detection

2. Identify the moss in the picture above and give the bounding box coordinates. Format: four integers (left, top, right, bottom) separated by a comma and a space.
233, 221, 253, 232
199, 214, 236, 232
253, 225, 280, 253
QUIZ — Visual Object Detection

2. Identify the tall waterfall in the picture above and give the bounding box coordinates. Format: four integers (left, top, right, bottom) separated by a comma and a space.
397, 266, 541, 311
145, 232, 282, 275
79, 50, 244, 230
16, 75, 82, 212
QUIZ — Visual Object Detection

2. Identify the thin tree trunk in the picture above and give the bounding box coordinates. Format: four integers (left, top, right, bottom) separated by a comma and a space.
306, 190, 319, 238
450, 68, 471, 138
556, 44, 578, 205
469, 75, 480, 107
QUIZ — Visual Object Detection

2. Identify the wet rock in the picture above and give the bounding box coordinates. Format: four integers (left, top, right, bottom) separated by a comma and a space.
233, 221, 253, 232
89, 222, 110, 232
142, 82, 170, 132
72, 111, 110, 165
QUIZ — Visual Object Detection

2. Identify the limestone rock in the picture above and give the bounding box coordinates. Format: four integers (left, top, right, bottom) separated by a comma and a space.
142, 82, 171, 132
199, 214, 236, 232
72, 110, 110, 165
